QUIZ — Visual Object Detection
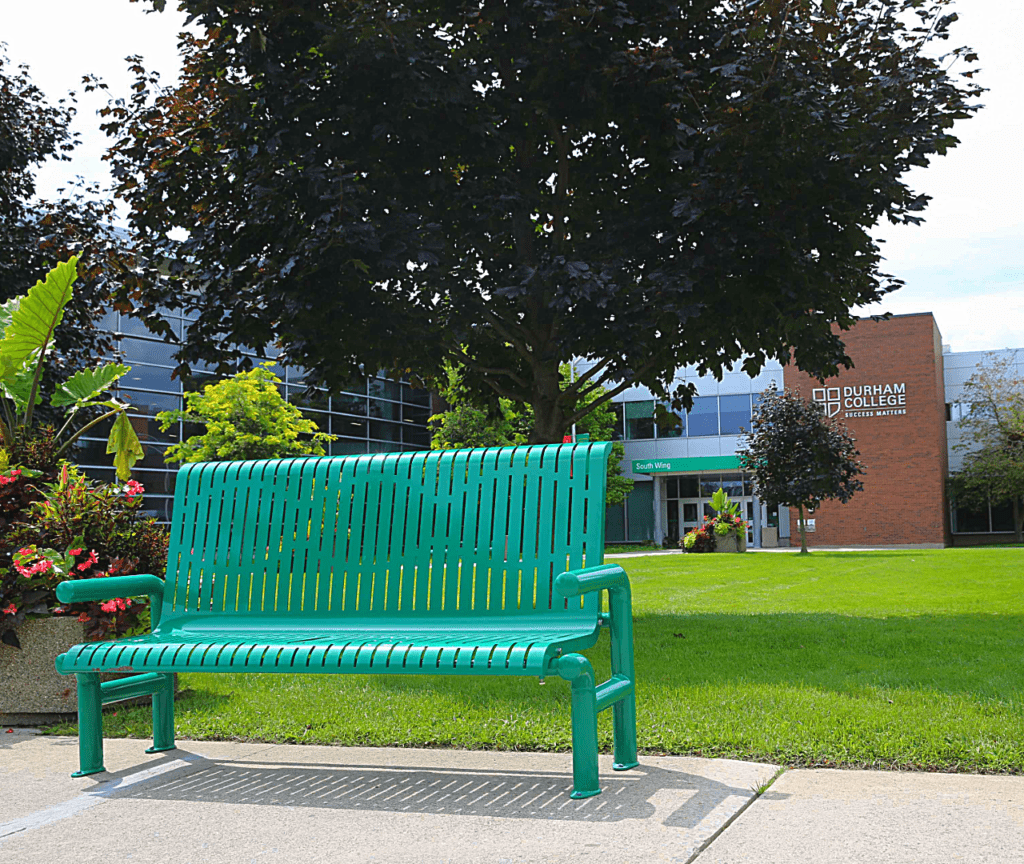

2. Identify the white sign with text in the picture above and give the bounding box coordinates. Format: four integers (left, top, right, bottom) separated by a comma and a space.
812, 383, 907, 419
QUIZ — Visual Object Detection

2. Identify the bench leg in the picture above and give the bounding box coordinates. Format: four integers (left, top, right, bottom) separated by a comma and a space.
147, 673, 176, 754
557, 654, 601, 799
612, 690, 639, 771
72, 673, 105, 777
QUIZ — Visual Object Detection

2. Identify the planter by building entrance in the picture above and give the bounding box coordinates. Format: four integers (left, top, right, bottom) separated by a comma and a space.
0, 617, 169, 724
714, 532, 747, 553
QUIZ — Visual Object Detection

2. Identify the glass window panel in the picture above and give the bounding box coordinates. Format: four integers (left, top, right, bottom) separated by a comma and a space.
70, 437, 109, 467
138, 443, 174, 470
139, 496, 175, 523
98, 308, 118, 330
283, 365, 305, 384
624, 400, 654, 440
332, 393, 367, 416
700, 475, 722, 498
131, 470, 177, 495
287, 385, 330, 411
953, 504, 990, 533
129, 415, 179, 446
703, 502, 715, 519
667, 500, 679, 543
403, 424, 430, 447
120, 337, 180, 367
679, 476, 699, 498
683, 502, 698, 522
720, 474, 744, 499
402, 405, 431, 426
330, 440, 367, 456
654, 403, 684, 438
991, 501, 1015, 532
120, 363, 180, 394
368, 378, 401, 401
720, 394, 752, 435
119, 389, 181, 416
687, 396, 719, 437
367, 440, 401, 454
665, 477, 679, 499
368, 398, 401, 420
609, 403, 624, 441
402, 384, 431, 406
332, 416, 367, 439
119, 314, 178, 339
82, 467, 117, 485
369, 420, 403, 442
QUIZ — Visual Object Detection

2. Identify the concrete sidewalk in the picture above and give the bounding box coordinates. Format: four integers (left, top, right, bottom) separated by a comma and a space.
2, 731, 1022, 863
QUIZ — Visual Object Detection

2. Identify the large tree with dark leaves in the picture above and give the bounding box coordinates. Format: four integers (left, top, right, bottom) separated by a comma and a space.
107, 0, 982, 442
0, 49, 139, 373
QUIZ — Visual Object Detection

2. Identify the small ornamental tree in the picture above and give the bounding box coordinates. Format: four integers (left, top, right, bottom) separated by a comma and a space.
948, 353, 1024, 541
739, 388, 865, 553
156, 365, 335, 464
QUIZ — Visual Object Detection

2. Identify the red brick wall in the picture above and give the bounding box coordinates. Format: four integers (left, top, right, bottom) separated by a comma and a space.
782, 314, 950, 547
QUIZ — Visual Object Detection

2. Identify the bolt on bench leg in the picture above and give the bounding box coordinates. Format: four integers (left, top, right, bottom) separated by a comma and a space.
147, 673, 176, 754
557, 654, 601, 799
72, 673, 105, 777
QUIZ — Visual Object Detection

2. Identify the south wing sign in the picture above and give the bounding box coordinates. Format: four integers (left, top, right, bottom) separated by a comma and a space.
812, 383, 907, 419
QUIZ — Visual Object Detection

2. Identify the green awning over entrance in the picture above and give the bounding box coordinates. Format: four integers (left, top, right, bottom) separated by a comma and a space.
631, 455, 743, 474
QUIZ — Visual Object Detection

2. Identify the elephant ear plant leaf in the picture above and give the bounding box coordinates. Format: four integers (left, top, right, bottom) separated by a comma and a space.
0, 257, 143, 480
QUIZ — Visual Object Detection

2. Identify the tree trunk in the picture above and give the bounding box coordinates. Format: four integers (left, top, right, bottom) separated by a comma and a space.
528, 362, 568, 444
797, 503, 809, 554
1015, 497, 1023, 545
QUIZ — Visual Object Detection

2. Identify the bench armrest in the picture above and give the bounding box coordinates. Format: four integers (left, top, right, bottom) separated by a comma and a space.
554, 564, 629, 598
56, 575, 165, 628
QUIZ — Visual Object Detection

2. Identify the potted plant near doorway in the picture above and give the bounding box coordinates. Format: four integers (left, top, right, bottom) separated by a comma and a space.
708, 488, 748, 553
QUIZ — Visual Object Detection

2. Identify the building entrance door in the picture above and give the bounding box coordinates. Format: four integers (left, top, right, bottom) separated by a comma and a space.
663, 472, 756, 546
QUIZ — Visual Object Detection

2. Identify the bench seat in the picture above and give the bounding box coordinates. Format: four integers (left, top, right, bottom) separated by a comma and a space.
55, 444, 637, 798
56, 617, 601, 677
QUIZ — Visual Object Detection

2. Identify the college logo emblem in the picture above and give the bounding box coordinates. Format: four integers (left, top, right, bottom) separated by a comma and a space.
811, 387, 841, 418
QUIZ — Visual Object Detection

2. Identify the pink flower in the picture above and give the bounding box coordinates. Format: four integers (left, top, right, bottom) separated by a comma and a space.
76, 550, 99, 572
2, 603, 16, 616
0, 469, 21, 486
100, 598, 131, 614
68, 547, 83, 557
123, 480, 145, 499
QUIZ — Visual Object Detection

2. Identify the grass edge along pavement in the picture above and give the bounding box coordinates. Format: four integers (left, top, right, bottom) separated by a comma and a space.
44, 549, 1024, 775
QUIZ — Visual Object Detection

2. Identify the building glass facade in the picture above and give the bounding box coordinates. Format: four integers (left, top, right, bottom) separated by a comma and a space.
76, 308, 432, 523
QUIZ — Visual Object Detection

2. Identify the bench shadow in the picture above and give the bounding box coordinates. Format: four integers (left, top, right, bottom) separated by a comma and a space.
112, 752, 769, 826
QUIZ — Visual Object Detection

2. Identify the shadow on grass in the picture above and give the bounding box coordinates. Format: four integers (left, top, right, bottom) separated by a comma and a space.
633, 612, 1024, 699
112, 750, 765, 825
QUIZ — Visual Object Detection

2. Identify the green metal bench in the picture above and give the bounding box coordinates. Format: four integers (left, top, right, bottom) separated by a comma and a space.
55, 442, 638, 797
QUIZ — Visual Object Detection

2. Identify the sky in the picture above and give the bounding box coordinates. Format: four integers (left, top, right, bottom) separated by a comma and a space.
3, 0, 1021, 354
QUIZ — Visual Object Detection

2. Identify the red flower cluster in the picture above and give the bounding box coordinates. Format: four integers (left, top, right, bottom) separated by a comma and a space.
13, 549, 54, 579
76, 550, 99, 571
2, 603, 16, 616
100, 598, 133, 613
123, 480, 145, 499
0, 469, 22, 486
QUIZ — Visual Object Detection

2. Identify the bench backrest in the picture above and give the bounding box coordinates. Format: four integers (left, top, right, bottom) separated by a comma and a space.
159, 443, 610, 624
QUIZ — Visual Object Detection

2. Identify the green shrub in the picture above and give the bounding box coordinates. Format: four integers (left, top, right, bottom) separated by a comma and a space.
157, 364, 334, 463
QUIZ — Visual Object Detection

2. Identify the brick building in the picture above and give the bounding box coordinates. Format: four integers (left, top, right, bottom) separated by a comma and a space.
598, 312, 1013, 549
782, 314, 950, 547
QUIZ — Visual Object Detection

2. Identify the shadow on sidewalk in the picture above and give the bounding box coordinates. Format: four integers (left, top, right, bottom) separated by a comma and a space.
111, 751, 767, 825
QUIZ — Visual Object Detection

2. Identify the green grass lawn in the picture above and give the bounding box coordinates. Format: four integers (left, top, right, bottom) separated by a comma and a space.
48, 549, 1024, 772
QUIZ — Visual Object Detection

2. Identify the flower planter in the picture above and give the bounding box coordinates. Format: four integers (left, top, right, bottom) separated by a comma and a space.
0, 617, 169, 724
713, 532, 747, 553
